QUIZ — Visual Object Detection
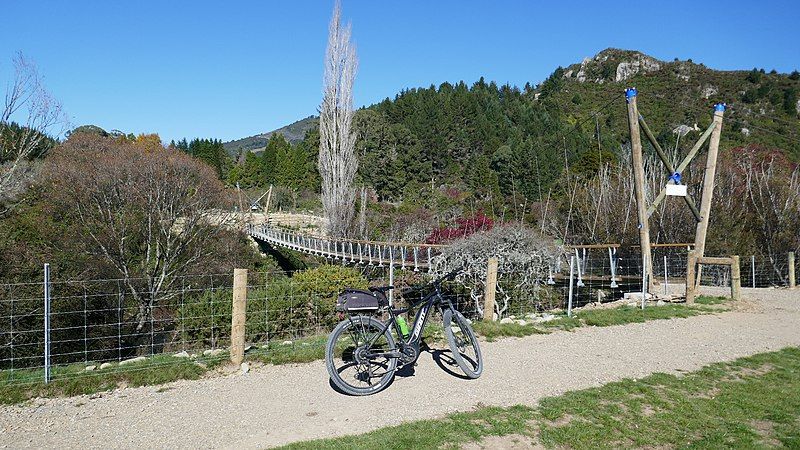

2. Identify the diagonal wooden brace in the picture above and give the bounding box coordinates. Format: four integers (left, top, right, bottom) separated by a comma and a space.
638, 114, 702, 221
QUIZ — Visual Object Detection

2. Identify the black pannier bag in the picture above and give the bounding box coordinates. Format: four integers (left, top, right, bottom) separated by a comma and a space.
336, 288, 383, 313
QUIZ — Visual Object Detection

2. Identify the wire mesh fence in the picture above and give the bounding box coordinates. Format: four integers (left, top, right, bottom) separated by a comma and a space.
1, 250, 796, 387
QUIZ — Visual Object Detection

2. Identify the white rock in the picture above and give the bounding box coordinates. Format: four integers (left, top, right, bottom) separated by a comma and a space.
244, 345, 253, 352
509, 315, 517, 319
657, 300, 666, 306
203, 349, 225, 357
99, 362, 113, 370
281, 340, 293, 346
673, 125, 693, 137
85, 365, 97, 372
240, 362, 250, 374
190, 353, 198, 358
615, 55, 662, 82
499, 317, 514, 324
119, 356, 146, 366
174, 351, 190, 358
623, 292, 653, 301
701, 85, 718, 99
741, 128, 751, 137
525, 313, 538, 320
515, 320, 527, 326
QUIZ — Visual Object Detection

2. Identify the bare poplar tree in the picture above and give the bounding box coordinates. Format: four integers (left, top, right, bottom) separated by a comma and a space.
1, 53, 65, 210
319, 1, 359, 237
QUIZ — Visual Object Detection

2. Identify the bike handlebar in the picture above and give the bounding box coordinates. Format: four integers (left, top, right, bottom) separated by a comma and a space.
399, 269, 462, 296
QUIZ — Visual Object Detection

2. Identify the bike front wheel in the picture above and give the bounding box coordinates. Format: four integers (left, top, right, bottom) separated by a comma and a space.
325, 315, 397, 396
443, 309, 483, 379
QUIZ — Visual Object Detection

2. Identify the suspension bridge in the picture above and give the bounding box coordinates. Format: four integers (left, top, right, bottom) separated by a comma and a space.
246, 222, 694, 288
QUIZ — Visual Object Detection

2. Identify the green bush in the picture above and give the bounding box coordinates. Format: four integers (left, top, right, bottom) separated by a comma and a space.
177, 266, 369, 346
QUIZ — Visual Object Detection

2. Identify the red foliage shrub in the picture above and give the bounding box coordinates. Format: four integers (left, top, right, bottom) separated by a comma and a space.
425, 213, 494, 244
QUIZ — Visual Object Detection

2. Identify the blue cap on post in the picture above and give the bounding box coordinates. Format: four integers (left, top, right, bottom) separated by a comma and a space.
714, 102, 726, 112
625, 87, 637, 103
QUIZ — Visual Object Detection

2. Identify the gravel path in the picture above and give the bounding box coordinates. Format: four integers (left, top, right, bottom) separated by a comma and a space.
1, 287, 798, 449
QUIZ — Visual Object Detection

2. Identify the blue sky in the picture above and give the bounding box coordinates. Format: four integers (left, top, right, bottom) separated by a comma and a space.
1, 1, 798, 143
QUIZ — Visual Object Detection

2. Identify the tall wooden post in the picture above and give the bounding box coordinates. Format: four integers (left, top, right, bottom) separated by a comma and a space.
789, 251, 796, 288
694, 103, 726, 283
625, 88, 654, 292
685, 250, 697, 304
731, 255, 741, 301
231, 268, 248, 365
483, 257, 498, 321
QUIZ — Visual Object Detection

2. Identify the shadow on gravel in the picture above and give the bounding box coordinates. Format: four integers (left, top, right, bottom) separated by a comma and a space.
427, 348, 472, 380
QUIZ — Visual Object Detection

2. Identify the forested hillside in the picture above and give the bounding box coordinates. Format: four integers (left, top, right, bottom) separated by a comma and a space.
228, 49, 799, 206
218, 50, 798, 247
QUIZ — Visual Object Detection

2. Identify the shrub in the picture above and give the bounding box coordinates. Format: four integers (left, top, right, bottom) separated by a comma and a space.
176, 266, 369, 346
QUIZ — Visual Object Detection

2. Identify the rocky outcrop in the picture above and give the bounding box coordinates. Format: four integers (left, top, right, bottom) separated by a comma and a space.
615, 54, 662, 82
702, 84, 718, 99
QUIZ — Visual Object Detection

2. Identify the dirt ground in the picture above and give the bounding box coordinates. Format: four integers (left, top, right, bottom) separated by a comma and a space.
1, 286, 798, 449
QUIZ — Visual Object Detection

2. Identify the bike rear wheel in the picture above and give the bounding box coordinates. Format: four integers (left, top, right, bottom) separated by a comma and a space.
325, 315, 397, 396
443, 309, 483, 378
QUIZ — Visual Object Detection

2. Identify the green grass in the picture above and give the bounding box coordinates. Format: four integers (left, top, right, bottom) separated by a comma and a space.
246, 335, 328, 365
473, 296, 728, 340
695, 295, 729, 305
0, 353, 225, 405
281, 347, 800, 449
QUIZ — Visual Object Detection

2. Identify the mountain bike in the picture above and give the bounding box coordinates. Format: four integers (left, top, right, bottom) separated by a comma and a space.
325, 270, 482, 396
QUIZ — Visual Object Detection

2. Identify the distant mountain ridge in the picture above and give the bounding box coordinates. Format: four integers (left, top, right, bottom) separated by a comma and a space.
223, 115, 318, 155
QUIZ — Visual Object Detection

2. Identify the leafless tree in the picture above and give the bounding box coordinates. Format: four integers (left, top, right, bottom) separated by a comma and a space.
45, 133, 238, 340
738, 151, 800, 280
1, 53, 65, 210
319, 0, 359, 237
430, 225, 561, 317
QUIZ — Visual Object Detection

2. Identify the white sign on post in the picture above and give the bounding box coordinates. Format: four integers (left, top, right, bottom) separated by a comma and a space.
666, 184, 687, 197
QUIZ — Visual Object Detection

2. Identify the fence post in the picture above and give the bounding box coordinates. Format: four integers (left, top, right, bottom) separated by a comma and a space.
483, 257, 498, 321
567, 256, 575, 318
43, 263, 51, 384
685, 251, 697, 305
230, 268, 248, 366
388, 263, 395, 306
789, 252, 796, 288
751, 255, 756, 288
731, 255, 741, 301
641, 253, 647, 310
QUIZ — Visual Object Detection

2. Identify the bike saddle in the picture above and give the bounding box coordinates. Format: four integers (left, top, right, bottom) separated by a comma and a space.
368, 285, 394, 293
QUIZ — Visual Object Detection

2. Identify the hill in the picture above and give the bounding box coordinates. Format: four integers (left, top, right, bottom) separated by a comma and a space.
225, 48, 799, 203
223, 115, 318, 156
545, 48, 800, 159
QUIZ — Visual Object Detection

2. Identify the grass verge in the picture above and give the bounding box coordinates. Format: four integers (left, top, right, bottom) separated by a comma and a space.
281, 346, 800, 449
0, 353, 225, 405
473, 295, 729, 341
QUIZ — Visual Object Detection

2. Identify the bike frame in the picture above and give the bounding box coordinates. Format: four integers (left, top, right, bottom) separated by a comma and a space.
354, 282, 454, 359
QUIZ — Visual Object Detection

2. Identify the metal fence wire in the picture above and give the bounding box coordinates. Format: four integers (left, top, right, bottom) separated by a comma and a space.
1, 251, 795, 386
